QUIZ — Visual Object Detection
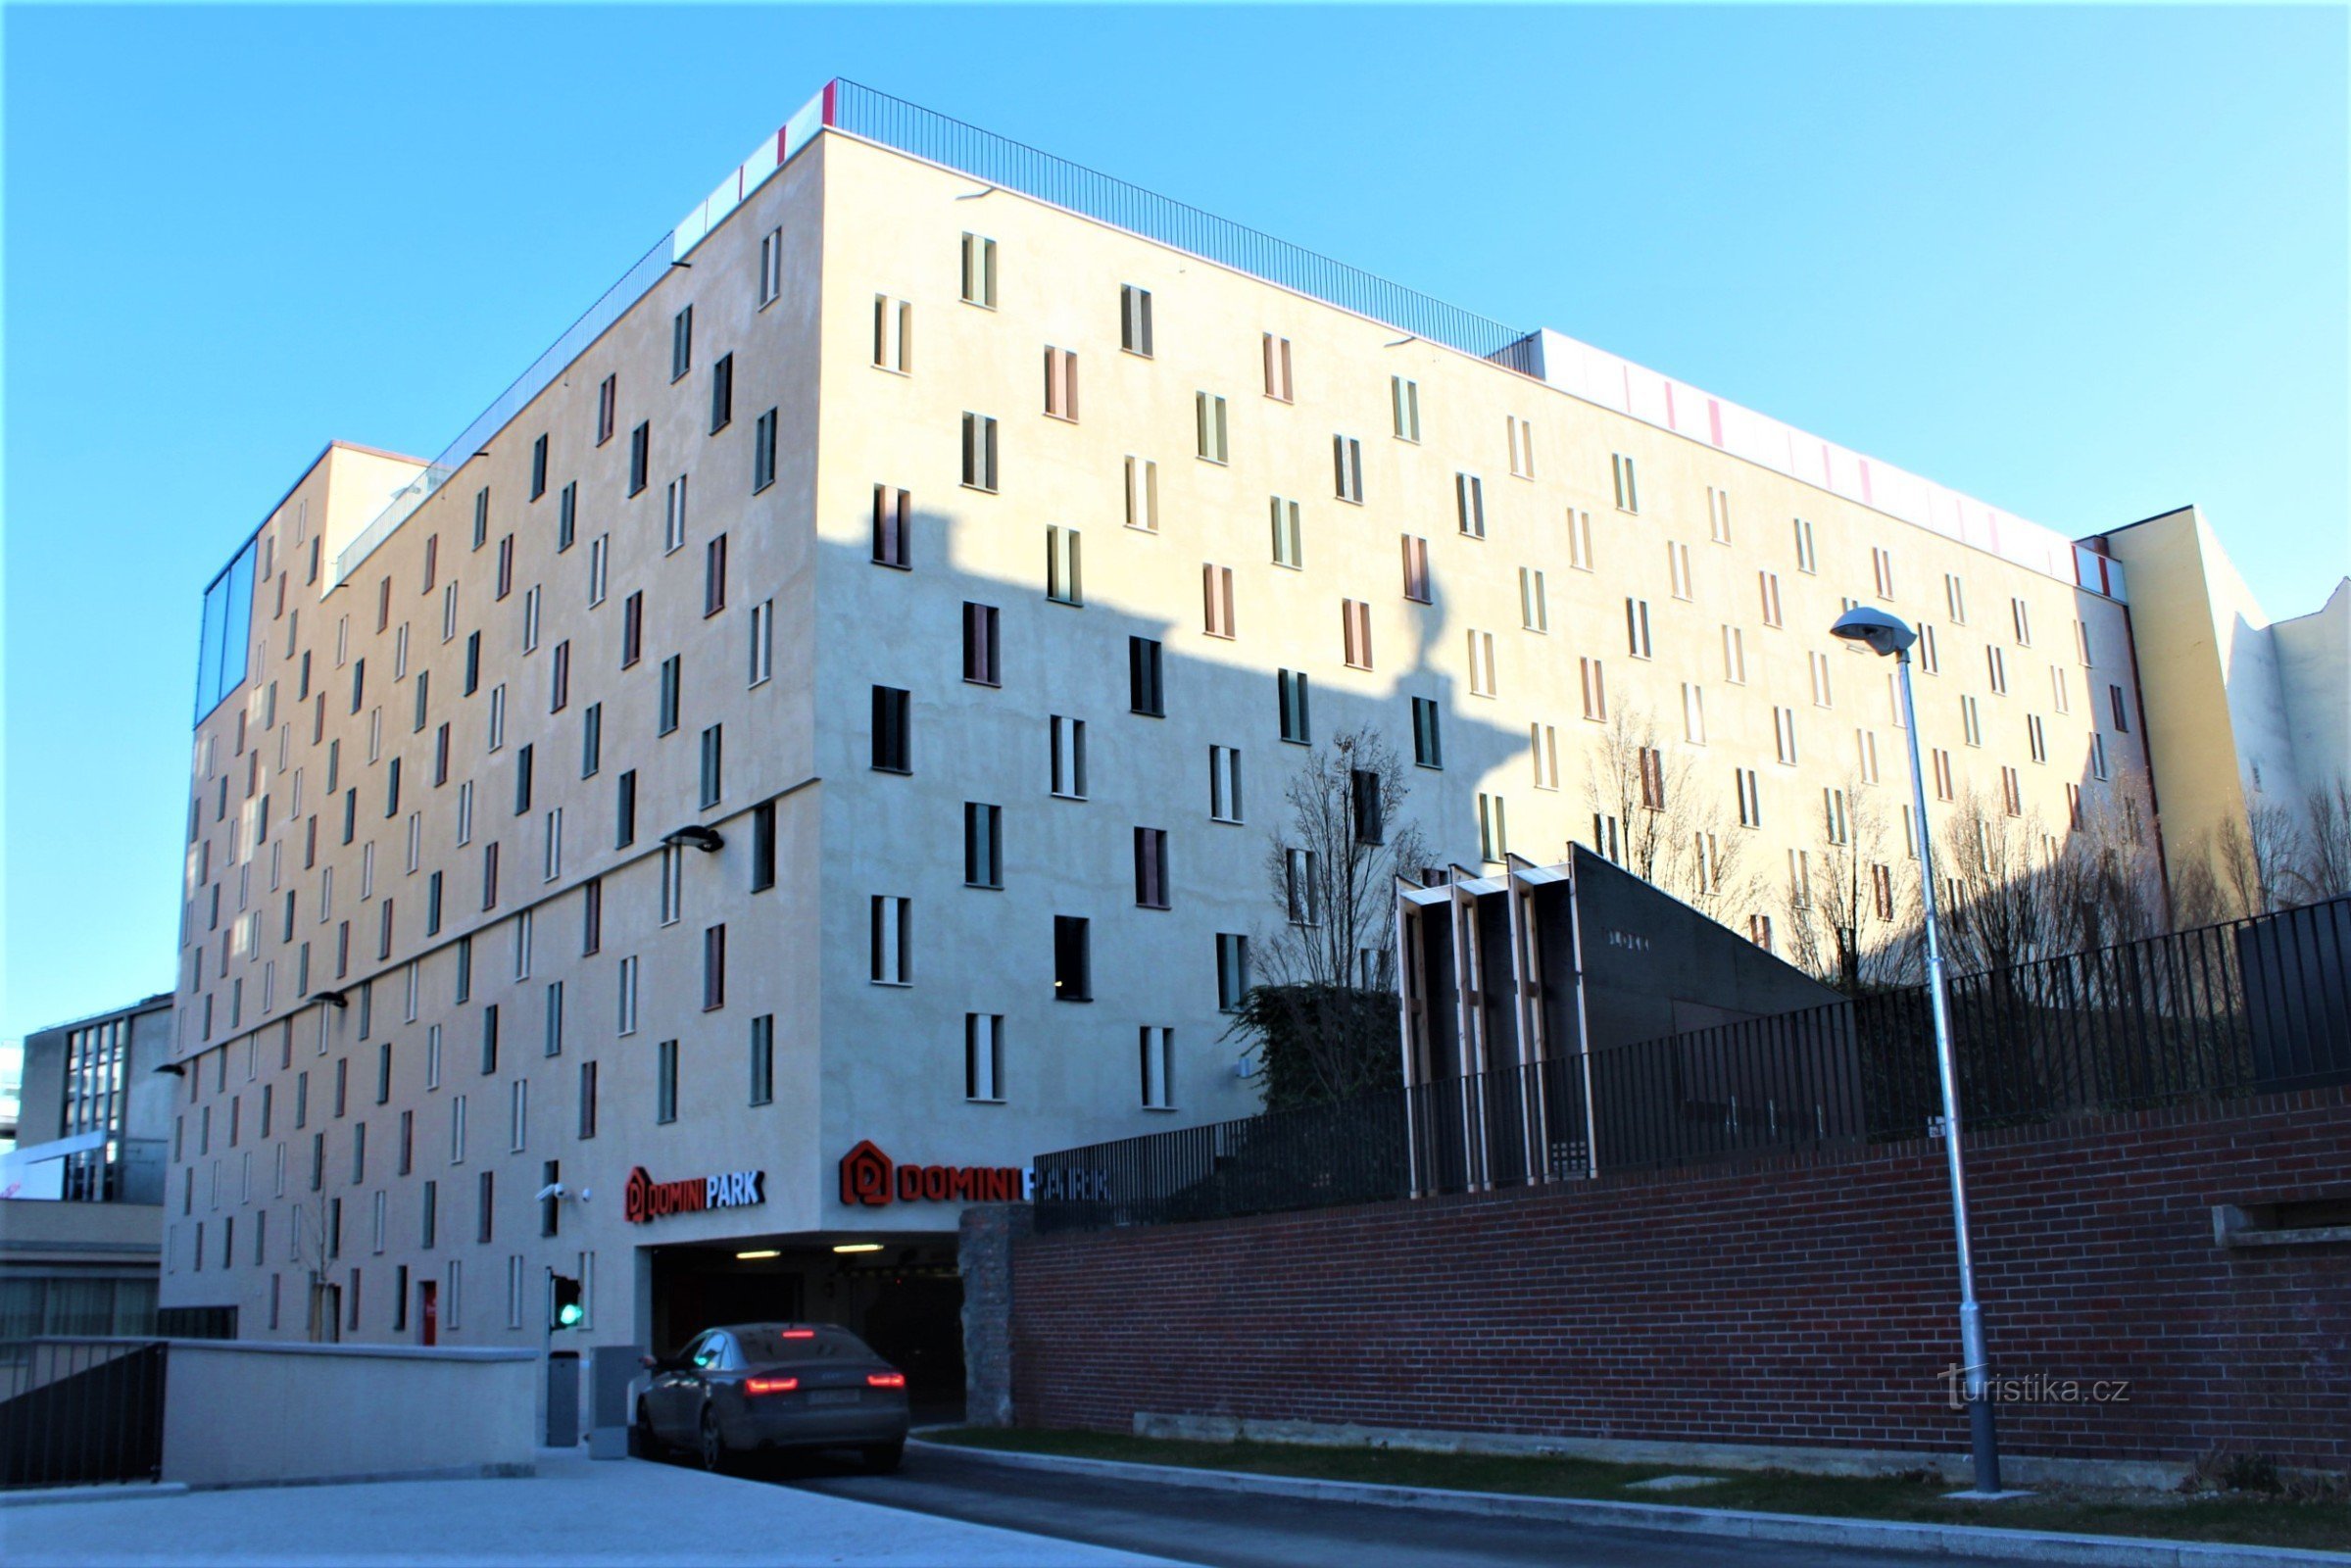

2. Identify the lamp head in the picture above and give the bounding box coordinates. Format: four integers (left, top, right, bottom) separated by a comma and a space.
1830, 606, 1917, 659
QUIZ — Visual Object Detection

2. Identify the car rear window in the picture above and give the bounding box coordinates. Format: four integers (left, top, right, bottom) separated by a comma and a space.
734, 1326, 872, 1363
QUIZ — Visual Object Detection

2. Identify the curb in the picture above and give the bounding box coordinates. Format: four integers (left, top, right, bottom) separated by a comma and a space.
909, 1439, 2350, 1568
0, 1483, 191, 1510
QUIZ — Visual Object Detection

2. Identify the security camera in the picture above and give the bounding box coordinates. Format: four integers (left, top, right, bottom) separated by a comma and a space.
534, 1182, 567, 1202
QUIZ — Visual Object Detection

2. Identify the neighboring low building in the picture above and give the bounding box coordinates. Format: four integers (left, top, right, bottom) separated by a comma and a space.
2101, 508, 2351, 915
1, 995, 174, 1338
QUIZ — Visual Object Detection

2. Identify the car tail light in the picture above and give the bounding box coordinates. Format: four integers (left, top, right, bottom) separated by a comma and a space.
781, 1329, 815, 1340
866, 1372, 906, 1389
745, 1377, 799, 1396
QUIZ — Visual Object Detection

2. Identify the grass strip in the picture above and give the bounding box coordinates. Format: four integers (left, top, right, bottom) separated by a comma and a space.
924, 1426, 2350, 1553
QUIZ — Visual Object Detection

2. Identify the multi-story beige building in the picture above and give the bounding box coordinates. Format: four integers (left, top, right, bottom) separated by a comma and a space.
161, 81, 2333, 1373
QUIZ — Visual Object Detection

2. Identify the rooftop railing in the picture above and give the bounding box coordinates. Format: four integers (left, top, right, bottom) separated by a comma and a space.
826, 80, 1539, 370
329, 236, 673, 588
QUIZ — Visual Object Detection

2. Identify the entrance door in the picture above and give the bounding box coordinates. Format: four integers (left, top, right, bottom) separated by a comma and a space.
418, 1280, 439, 1346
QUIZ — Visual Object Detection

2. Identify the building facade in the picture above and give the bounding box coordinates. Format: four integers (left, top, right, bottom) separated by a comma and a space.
165, 81, 2320, 1368
3, 995, 174, 1337
2103, 506, 2350, 913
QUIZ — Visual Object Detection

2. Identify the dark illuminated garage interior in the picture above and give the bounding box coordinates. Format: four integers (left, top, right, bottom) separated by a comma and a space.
642, 1234, 966, 1415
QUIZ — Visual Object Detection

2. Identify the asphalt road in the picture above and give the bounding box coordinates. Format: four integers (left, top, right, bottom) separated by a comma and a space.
767, 1444, 2028, 1568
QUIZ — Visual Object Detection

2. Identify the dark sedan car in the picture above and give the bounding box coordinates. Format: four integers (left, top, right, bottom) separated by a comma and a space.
636, 1322, 910, 1473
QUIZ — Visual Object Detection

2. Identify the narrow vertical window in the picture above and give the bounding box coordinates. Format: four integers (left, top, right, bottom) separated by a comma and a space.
627, 422, 650, 496
1341, 599, 1373, 670
869, 896, 911, 984
1195, 393, 1229, 464
1201, 564, 1235, 637
749, 1015, 775, 1105
1124, 457, 1158, 532
1401, 535, 1431, 603
749, 803, 776, 894
961, 414, 999, 492
658, 655, 681, 735
1611, 453, 1640, 514
1128, 637, 1165, 716
871, 686, 910, 772
871, 485, 911, 568
709, 354, 733, 433
1119, 284, 1153, 356
872, 296, 912, 371
1455, 473, 1485, 538
960, 232, 998, 308
1208, 746, 1244, 823
1048, 527, 1084, 607
1390, 376, 1420, 442
1277, 669, 1311, 744
670, 305, 693, 381
963, 803, 1004, 889
1049, 715, 1088, 799
1262, 334, 1294, 402
1216, 933, 1250, 1011
1269, 497, 1302, 569
1411, 698, 1443, 769
656, 1040, 678, 1124
758, 226, 783, 307
748, 600, 774, 687
1044, 346, 1079, 420
965, 1014, 1004, 1102
699, 724, 723, 808
664, 474, 690, 553
1053, 915, 1092, 1001
752, 410, 777, 493
1140, 1027, 1174, 1109
1333, 436, 1363, 503
962, 603, 1001, 686
1134, 827, 1170, 909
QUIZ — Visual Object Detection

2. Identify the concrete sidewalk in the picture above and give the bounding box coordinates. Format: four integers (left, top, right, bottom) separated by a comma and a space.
0, 1447, 1189, 1567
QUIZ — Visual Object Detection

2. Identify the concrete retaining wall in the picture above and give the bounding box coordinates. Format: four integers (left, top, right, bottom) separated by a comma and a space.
161, 1340, 536, 1488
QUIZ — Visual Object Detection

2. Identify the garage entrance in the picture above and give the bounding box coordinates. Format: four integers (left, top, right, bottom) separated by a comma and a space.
645, 1236, 964, 1421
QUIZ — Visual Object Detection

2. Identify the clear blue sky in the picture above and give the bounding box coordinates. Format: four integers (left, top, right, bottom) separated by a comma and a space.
3, 5, 2344, 1044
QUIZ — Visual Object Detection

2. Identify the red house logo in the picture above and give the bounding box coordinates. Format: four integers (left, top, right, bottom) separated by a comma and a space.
839, 1140, 896, 1206
838, 1141, 1022, 1206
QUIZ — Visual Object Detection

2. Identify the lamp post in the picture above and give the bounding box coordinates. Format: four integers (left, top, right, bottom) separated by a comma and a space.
1830, 606, 2003, 1496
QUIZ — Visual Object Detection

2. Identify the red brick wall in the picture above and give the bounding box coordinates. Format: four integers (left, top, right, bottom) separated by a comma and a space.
1009, 1088, 2351, 1467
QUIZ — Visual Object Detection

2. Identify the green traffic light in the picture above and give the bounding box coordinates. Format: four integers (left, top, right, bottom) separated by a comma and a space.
557, 1303, 583, 1327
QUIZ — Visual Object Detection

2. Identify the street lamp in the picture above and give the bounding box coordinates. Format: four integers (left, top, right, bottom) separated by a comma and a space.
1830, 605, 2004, 1496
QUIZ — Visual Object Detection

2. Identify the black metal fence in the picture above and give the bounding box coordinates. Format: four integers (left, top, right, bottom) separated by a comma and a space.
0, 1340, 169, 1489
1033, 897, 2351, 1233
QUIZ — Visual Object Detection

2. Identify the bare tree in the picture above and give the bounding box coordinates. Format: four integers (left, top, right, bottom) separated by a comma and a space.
1581, 705, 1763, 925
2062, 767, 2168, 950
1939, 790, 2078, 973
288, 1186, 338, 1343
1782, 772, 1919, 992
1245, 728, 1429, 1105
2292, 782, 2351, 904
